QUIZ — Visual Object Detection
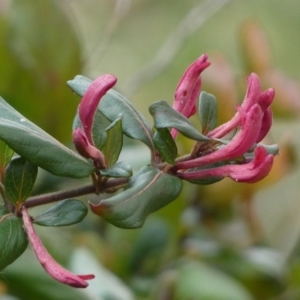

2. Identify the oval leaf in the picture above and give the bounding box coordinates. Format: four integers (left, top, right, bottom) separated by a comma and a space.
33, 199, 88, 227
0, 206, 28, 270
100, 161, 132, 178
67, 75, 92, 97
149, 100, 209, 141
198, 91, 218, 134
68, 75, 154, 150
102, 117, 123, 166
99, 90, 154, 150
153, 128, 177, 165
0, 97, 94, 178
90, 166, 183, 228
4, 157, 38, 204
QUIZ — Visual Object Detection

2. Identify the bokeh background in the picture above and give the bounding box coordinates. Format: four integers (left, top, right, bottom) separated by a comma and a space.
1, 0, 300, 299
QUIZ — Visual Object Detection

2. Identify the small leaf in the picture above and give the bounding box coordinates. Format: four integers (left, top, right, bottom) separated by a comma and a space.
4, 157, 38, 204
68, 75, 154, 150
198, 91, 218, 134
0, 206, 28, 270
73, 109, 107, 150
90, 166, 182, 228
33, 199, 88, 227
0, 97, 94, 178
100, 161, 132, 178
149, 100, 209, 141
99, 90, 154, 150
153, 128, 177, 165
0, 139, 14, 170
102, 117, 123, 166
67, 75, 92, 97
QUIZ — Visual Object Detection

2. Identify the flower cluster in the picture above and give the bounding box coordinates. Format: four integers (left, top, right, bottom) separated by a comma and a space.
172, 55, 276, 183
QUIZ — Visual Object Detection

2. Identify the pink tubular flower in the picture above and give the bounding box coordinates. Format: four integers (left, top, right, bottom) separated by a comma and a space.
73, 74, 117, 168
178, 147, 274, 183
208, 73, 275, 139
171, 54, 210, 138
22, 207, 95, 288
176, 104, 263, 170
79, 74, 117, 144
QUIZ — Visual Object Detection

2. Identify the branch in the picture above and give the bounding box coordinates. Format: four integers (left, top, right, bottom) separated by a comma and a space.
24, 177, 129, 209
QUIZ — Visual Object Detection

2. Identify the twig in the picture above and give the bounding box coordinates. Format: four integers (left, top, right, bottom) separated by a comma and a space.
24, 177, 129, 209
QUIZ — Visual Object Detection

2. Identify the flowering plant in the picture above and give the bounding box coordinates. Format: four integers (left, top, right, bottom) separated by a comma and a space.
0, 54, 278, 287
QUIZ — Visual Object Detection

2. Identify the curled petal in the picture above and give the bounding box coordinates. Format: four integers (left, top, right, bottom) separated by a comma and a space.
208, 73, 261, 138
173, 54, 210, 117
176, 104, 263, 170
178, 147, 274, 183
171, 79, 201, 139
72, 128, 105, 169
22, 207, 94, 288
241, 73, 261, 112
258, 88, 275, 111
256, 108, 272, 142
79, 74, 117, 144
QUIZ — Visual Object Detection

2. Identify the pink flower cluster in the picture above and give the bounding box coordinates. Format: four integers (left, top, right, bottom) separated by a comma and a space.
172, 54, 275, 183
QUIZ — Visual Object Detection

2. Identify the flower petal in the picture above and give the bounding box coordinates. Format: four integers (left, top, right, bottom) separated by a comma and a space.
178, 146, 274, 183
79, 74, 117, 144
177, 104, 263, 170
208, 73, 261, 138
258, 88, 275, 111
256, 108, 272, 142
22, 207, 94, 288
173, 54, 210, 117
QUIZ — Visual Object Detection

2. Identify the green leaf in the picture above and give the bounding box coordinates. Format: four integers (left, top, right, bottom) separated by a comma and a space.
67, 75, 154, 150
100, 90, 154, 149
4, 157, 38, 204
153, 128, 177, 165
100, 161, 132, 178
67, 75, 92, 97
90, 166, 182, 228
0, 206, 28, 270
0, 97, 94, 178
198, 91, 218, 134
102, 117, 123, 166
33, 199, 88, 227
149, 100, 209, 141
73, 109, 108, 150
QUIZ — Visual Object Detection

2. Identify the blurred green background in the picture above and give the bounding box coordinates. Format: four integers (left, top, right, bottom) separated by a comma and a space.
1, 0, 300, 299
